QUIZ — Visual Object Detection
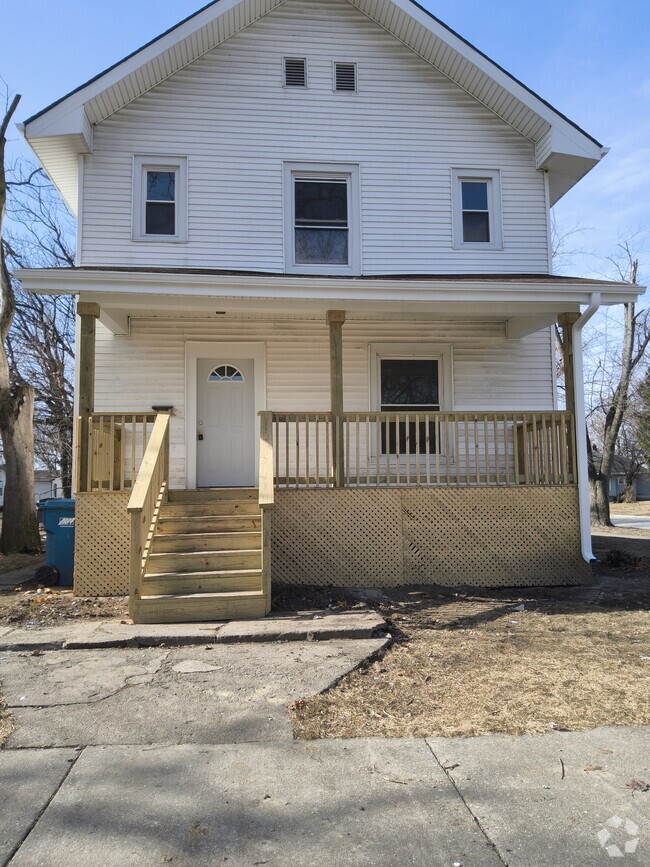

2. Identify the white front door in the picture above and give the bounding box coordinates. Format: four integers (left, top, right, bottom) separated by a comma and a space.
196, 358, 256, 487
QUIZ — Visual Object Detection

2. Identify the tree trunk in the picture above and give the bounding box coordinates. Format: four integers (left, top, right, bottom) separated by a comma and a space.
0, 385, 41, 553
589, 474, 612, 527
60, 442, 72, 500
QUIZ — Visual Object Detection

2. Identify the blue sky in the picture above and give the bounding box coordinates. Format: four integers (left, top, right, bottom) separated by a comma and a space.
4, 0, 649, 278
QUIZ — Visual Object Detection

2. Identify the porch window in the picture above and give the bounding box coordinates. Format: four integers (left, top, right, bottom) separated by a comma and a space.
284, 163, 360, 275
380, 359, 440, 455
133, 156, 187, 242
451, 169, 502, 249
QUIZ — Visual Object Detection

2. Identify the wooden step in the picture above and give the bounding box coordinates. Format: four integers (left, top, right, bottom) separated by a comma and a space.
141, 568, 263, 595
146, 549, 262, 575
161, 501, 261, 518
167, 488, 258, 504
156, 515, 262, 535
132, 590, 269, 624
152, 530, 261, 554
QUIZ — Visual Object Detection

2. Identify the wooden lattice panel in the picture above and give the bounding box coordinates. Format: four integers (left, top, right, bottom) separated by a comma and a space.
272, 487, 590, 588
401, 487, 590, 586
74, 492, 130, 596
272, 489, 403, 586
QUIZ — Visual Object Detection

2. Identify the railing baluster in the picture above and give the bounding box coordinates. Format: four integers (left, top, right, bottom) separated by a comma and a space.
415, 414, 421, 486
405, 414, 410, 486
502, 414, 509, 485
305, 415, 311, 489
375, 415, 380, 487
365, 415, 370, 486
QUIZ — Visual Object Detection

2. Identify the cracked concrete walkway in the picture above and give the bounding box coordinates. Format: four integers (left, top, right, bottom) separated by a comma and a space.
1, 641, 649, 865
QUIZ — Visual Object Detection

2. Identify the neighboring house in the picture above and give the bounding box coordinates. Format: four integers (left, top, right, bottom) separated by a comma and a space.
0, 465, 62, 508
17, 0, 644, 622
600, 455, 650, 502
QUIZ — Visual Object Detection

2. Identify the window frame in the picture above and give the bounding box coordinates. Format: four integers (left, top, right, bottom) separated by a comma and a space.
451, 168, 502, 251
369, 344, 454, 459
283, 162, 361, 275
132, 155, 188, 242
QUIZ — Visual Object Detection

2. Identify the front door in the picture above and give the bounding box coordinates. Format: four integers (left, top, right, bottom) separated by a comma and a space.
196, 358, 255, 487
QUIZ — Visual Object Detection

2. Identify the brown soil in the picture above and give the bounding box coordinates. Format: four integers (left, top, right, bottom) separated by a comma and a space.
0, 552, 44, 576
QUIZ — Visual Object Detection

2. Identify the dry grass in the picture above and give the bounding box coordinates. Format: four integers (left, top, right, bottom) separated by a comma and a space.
290, 604, 650, 740
610, 502, 650, 516
0, 552, 43, 575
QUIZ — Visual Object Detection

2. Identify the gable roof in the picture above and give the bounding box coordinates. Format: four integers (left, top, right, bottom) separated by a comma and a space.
20, 0, 606, 214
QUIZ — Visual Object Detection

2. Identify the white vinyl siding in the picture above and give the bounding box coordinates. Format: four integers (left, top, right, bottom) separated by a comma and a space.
80, 0, 550, 274
93, 316, 555, 489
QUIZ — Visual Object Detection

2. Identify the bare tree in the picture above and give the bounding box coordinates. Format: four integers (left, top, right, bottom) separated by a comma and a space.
4, 160, 76, 496
585, 243, 649, 525
0, 90, 40, 552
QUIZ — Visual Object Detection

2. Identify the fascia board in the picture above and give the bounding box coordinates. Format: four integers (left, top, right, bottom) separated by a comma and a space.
15, 268, 645, 307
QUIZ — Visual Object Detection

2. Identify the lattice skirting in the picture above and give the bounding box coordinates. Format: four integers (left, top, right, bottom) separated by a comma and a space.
271, 487, 591, 588
74, 492, 130, 596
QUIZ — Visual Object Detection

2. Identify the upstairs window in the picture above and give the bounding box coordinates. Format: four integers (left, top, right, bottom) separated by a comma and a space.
284, 57, 307, 88
284, 163, 360, 274
334, 62, 357, 92
133, 156, 187, 242
451, 169, 502, 250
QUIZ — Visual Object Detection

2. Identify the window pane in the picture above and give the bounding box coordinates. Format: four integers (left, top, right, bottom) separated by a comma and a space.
295, 228, 348, 264
147, 171, 175, 202
295, 180, 347, 226
146, 201, 175, 235
462, 212, 490, 243
461, 181, 488, 211
381, 360, 439, 406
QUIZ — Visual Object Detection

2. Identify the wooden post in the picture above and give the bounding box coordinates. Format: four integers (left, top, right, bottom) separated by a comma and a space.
558, 312, 580, 480
327, 310, 346, 487
558, 313, 580, 416
77, 302, 100, 492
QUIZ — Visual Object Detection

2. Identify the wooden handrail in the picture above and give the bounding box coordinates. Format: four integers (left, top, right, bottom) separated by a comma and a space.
127, 414, 171, 618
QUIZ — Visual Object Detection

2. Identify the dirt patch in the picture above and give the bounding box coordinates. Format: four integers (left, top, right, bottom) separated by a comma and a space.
288, 530, 650, 740
0, 694, 14, 745
0, 574, 128, 628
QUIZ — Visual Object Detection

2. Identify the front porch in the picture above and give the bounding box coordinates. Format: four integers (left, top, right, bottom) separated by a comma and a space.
63, 287, 608, 623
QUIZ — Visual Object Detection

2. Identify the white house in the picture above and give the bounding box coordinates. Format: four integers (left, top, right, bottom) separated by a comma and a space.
17, 0, 644, 622
0, 465, 61, 509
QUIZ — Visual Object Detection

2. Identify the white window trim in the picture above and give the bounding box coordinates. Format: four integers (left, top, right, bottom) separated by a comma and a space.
283, 162, 361, 276
369, 344, 454, 413
451, 168, 503, 251
132, 155, 188, 242
282, 56, 308, 88
332, 61, 358, 93
369, 343, 454, 462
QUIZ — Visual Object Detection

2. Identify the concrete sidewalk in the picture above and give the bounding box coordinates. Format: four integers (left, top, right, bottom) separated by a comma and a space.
2, 729, 648, 866
0, 610, 386, 651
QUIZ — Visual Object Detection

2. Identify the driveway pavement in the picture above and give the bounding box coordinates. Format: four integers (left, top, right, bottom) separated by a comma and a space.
1, 641, 648, 865
611, 515, 650, 530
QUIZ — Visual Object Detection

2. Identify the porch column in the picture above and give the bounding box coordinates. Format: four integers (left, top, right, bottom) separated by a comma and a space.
77, 302, 100, 493
327, 310, 346, 487
558, 313, 580, 417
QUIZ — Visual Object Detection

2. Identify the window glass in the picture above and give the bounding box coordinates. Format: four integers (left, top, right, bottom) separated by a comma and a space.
208, 365, 245, 382
461, 180, 490, 243
380, 359, 440, 455
145, 170, 176, 235
294, 178, 349, 265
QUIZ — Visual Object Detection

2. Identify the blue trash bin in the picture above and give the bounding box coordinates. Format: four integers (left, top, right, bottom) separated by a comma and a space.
40, 499, 75, 588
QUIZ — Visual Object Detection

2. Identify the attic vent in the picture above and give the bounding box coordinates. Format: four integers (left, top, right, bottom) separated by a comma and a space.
335, 62, 357, 92
284, 57, 306, 88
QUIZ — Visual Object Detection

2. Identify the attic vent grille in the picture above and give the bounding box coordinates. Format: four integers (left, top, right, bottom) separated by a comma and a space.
335, 63, 357, 92
284, 57, 306, 87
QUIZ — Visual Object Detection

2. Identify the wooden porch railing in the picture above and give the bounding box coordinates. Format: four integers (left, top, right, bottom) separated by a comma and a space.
74, 413, 158, 493
260, 411, 576, 488
127, 413, 171, 618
